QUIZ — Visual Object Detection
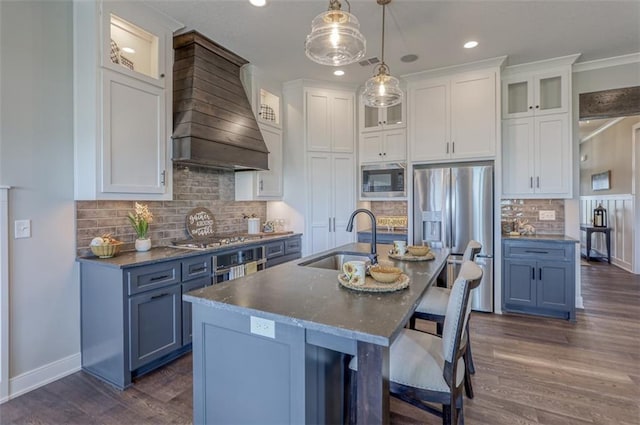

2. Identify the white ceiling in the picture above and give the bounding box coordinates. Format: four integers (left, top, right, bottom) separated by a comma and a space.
147, 0, 640, 85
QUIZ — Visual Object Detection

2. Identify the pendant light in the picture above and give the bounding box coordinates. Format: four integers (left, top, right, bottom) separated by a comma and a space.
362, 0, 402, 108
305, 0, 366, 66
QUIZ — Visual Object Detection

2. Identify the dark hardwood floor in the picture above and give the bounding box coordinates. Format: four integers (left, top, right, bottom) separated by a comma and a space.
1, 261, 638, 425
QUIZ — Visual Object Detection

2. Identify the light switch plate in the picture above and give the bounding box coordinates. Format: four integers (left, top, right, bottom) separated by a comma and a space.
539, 210, 556, 221
250, 316, 275, 339
14, 220, 31, 239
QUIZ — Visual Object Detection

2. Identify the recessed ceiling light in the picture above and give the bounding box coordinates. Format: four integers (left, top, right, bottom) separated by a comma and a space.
249, 0, 266, 6
400, 54, 418, 63
334, 70, 345, 76
122, 47, 136, 54
464, 41, 478, 49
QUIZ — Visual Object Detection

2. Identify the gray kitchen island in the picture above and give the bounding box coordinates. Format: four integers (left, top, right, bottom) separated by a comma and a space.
183, 242, 449, 425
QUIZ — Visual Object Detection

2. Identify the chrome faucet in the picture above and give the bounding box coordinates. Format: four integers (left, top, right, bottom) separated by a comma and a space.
346, 208, 378, 264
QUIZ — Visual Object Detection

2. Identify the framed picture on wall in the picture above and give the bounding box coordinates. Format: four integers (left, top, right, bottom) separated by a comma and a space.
591, 170, 611, 191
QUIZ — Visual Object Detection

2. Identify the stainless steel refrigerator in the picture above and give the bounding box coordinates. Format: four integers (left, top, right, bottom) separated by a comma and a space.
413, 162, 494, 312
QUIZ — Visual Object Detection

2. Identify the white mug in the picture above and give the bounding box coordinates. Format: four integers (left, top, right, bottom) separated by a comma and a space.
343, 261, 366, 285
393, 240, 407, 255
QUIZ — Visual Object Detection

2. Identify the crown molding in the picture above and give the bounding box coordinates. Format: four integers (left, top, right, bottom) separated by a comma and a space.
573, 53, 640, 73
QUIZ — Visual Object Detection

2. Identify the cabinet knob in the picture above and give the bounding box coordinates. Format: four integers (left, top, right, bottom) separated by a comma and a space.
378, 121, 382, 125
535, 105, 540, 109
383, 152, 386, 156
160, 73, 165, 78
379, 152, 382, 156
383, 121, 386, 124
529, 106, 533, 110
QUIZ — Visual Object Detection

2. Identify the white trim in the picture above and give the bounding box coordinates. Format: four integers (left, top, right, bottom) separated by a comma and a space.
402, 55, 507, 82
573, 52, 640, 73
633, 123, 640, 273
502, 53, 581, 76
7, 352, 81, 401
580, 117, 625, 144
0, 188, 8, 403
580, 193, 633, 201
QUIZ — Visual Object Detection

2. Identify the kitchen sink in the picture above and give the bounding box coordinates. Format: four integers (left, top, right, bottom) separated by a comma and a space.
298, 252, 372, 270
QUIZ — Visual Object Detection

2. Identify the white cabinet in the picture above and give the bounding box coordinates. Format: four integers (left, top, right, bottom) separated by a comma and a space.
409, 69, 497, 162
305, 89, 355, 153
360, 129, 406, 163
236, 65, 284, 200
73, 1, 182, 200
360, 102, 405, 132
308, 153, 355, 253
502, 114, 570, 197
502, 68, 569, 119
235, 125, 283, 200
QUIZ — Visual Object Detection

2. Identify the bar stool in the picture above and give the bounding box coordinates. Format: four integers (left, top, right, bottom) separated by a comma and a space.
409, 240, 482, 399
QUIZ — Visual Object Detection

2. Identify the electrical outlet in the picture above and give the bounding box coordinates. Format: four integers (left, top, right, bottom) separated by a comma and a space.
250, 316, 275, 339
539, 210, 556, 221
14, 219, 31, 239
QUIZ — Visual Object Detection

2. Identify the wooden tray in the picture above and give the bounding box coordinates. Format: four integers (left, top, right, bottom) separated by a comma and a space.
389, 251, 435, 261
338, 273, 410, 293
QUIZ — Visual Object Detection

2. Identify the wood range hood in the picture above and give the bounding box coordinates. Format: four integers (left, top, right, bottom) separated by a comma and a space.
172, 30, 268, 171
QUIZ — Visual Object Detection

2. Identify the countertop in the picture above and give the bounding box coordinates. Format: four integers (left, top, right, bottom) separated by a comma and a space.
502, 234, 579, 243
183, 242, 449, 346
76, 233, 302, 269
357, 227, 408, 235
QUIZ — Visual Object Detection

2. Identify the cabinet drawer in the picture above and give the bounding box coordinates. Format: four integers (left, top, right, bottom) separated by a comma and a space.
265, 241, 285, 258
127, 261, 180, 295
504, 243, 572, 260
285, 237, 302, 254
181, 255, 211, 282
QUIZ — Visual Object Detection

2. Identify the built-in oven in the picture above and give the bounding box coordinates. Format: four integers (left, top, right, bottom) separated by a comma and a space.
213, 245, 267, 283
361, 162, 406, 198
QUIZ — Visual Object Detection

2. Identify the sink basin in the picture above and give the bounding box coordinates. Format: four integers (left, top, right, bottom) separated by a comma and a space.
298, 252, 372, 271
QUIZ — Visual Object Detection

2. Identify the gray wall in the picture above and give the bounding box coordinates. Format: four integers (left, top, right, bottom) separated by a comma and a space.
0, 1, 79, 379
580, 116, 640, 196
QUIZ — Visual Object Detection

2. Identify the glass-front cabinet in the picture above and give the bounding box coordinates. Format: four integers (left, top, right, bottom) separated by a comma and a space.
361, 102, 405, 132
502, 69, 568, 119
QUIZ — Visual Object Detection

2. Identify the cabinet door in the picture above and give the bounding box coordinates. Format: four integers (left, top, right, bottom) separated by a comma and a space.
451, 71, 496, 159
536, 260, 571, 311
502, 118, 535, 196
534, 114, 570, 196
360, 133, 384, 163
362, 104, 382, 131
129, 285, 181, 370
182, 276, 210, 346
502, 76, 533, 119
331, 93, 354, 153
306, 91, 331, 152
533, 69, 568, 116
382, 129, 407, 162
503, 259, 537, 307
102, 69, 167, 194
409, 79, 450, 161
384, 102, 404, 129
257, 125, 283, 198
332, 154, 355, 248
308, 153, 332, 254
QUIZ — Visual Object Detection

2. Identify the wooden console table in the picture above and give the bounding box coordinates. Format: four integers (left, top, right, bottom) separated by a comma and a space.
580, 224, 611, 263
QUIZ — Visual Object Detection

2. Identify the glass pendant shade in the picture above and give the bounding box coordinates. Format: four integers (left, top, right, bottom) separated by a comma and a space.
305, 8, 366, 66
362, 64, 403, 107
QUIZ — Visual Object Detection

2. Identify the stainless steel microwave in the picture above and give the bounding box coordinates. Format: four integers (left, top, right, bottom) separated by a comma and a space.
361, 163, 407, 198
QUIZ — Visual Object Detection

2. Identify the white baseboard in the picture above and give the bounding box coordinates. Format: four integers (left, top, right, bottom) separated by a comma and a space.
576, 295, 584, 310
8, 352, 81, 400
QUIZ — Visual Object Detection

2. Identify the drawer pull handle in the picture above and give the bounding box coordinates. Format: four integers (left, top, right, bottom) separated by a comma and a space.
524, 250, 548, 254
531, 267, 535, 280
539, 268, 542, 280
150, 274, 170, 282
151, 292, 169, 300
191, 267, 206, 273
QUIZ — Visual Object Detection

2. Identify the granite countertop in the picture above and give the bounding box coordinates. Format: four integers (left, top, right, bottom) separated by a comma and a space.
183, 242, 449, 346
502, 234, 579, 243
76, 233, 302, 268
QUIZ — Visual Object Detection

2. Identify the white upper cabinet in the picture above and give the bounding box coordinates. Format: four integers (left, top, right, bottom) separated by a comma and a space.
502, 68, 569, 119
360, 102, 405, 132
360, 129, 406, 163
305, 88, 355, 153
73, 0, 183, 200
409, 69, 497, 162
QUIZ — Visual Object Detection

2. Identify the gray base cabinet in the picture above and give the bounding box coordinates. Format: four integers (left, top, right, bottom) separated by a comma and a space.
265, 235, 302, 268
503, 239, 576, 321
80, 255, 212, 389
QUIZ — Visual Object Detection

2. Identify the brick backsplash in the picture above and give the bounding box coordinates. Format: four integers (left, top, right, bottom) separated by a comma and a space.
370, 201, 408, 219
76, 165, 266, 255
501, 199, 565, 235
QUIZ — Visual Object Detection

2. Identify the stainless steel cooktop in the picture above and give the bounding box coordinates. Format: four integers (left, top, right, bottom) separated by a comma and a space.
170, 234, 264, 250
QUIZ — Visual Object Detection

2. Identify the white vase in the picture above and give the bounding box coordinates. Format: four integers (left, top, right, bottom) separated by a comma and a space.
135, 238, 151, 252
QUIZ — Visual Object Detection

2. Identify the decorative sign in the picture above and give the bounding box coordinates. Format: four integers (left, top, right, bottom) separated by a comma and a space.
186, 207, 215, 239
591, 171, 611, 191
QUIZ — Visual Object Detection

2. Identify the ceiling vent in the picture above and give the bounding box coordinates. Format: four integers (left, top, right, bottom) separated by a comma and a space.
358, 57, 380, 67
